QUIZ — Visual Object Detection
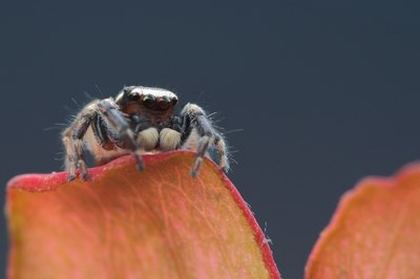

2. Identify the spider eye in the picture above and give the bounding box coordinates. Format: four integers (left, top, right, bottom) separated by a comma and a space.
142, 95, 155, 108
171, 98, 178, 105
158, 99, 170, 110
129, 93, 140, 101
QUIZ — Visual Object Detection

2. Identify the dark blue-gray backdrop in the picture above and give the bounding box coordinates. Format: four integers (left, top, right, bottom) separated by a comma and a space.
1, 1, 420, 278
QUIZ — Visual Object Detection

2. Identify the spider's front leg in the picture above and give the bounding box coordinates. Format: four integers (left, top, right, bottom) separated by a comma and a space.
180, 103, 230, 177
62, 102, 97, 181
95, 99, 145, 171
62, 98, 144, 181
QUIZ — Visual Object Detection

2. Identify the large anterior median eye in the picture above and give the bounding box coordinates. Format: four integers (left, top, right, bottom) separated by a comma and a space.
128, 92, 140, 101
158, 98, 170, 110
142, 95, 155, 108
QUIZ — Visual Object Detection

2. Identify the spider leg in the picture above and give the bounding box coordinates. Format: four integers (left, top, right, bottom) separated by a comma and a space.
180, 103, 229, 177
95, 98, 145, 171
62, 101, 98, 181
63, 98, 144, 181
214, 133, 230, 172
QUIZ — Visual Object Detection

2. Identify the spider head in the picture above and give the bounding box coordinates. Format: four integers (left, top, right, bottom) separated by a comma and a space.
116, 86, 178, 115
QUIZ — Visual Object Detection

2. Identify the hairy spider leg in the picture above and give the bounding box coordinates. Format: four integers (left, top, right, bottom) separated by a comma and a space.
62, 102, 97, 181
180, 103, 229, 177
95, 99, 145, 171
62, 98, 144, 181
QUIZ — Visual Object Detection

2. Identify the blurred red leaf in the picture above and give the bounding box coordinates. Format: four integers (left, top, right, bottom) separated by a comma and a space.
306, 163, 420, 278
6, 151, 280, 279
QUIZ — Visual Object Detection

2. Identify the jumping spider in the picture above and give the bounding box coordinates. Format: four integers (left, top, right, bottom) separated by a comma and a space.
62, 86, 229, 181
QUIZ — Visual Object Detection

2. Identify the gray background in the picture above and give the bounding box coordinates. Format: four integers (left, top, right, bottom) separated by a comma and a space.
1, 1, 420, 278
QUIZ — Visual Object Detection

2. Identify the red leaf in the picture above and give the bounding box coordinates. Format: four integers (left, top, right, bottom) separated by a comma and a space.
6, 151, 280, 279
306, 163, 420, 278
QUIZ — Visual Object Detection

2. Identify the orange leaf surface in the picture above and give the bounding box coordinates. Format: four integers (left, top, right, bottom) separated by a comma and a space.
306, 163, 420, 278
6, 151, 280, 279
